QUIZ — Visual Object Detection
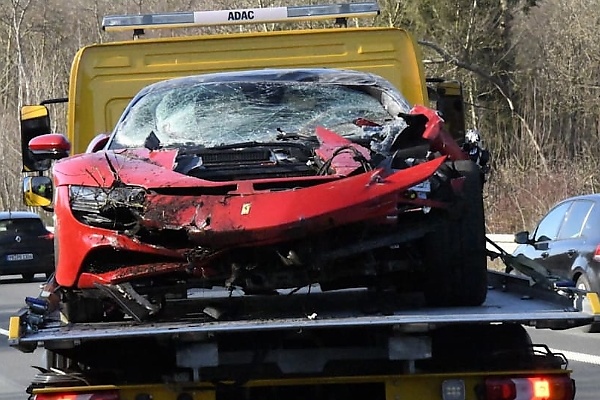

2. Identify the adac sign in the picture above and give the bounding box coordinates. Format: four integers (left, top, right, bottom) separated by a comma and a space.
228, 10, 255, 21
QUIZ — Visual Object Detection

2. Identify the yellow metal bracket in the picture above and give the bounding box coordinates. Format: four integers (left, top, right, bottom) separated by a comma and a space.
8, 316, 22, 341
586, 292, 600, 315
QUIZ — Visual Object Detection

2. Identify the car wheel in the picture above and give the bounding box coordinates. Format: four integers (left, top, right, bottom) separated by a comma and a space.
423, 160, 488, 307
576, 274, 591, 292
576, 273, 594, 315
22, 273, 35, 282
575, 273, 600, 332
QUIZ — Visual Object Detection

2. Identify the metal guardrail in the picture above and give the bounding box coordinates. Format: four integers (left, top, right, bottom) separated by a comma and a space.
487, 233, 518, 254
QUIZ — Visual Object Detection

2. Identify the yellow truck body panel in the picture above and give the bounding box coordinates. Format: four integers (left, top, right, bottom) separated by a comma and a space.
67, 27, 427, 154
31, 372, 570, 400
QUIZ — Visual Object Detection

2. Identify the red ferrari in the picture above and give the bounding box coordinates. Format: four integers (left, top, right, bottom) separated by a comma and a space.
33, 68, 488, 321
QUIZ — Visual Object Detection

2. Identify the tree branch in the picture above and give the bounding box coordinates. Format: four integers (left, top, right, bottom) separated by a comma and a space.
418, 39, 549, 173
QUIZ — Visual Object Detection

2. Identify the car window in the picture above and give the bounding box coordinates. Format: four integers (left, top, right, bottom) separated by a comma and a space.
582, 202, 600, 237
533, 201, 571, 241
0, 218, 47, 235
558, 200, 593, 239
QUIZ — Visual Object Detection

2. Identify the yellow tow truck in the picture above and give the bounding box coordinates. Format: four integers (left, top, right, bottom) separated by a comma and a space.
10, 2, 599, 399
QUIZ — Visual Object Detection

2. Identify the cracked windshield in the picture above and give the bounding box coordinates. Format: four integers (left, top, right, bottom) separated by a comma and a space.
110, 81, 400, 149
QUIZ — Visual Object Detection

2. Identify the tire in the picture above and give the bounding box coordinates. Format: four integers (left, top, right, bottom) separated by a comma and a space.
22, 273, 35, 282
576, 273, 591, 292
575, 273, 600, 332
423, 160, 488, 307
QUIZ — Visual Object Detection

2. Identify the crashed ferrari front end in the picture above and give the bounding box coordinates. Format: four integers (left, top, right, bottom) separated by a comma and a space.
50, 68, 487, 319
58, 151, 447, 288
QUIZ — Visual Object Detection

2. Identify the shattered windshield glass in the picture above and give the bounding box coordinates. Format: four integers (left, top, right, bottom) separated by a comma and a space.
110, 81, 407, 149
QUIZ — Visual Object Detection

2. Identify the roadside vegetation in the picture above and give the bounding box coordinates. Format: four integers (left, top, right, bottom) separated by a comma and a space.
0, 0, 598, 235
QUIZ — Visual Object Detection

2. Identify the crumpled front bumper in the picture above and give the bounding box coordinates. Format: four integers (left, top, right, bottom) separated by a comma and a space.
141, 157, 448, 247
56, 157, 447, 289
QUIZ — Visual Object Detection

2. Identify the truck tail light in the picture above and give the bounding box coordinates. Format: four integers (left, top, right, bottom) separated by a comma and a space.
485, 378, 516, 400
484, 376, 574, 400
34, 391, 120, 400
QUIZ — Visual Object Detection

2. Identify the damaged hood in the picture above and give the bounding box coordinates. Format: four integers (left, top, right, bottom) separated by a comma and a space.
53, 125, 374, 191
52, 148, 228, 189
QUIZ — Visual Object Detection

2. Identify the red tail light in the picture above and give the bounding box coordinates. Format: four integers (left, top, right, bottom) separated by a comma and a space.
34, 391, 119, 400
485, 378, 516, 400
40, 232, 54, 240
593, 244, 600, 262
484, 376, 574, 400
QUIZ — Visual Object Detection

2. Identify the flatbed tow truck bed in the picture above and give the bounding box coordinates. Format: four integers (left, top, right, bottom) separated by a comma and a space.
9, 271, 595, 350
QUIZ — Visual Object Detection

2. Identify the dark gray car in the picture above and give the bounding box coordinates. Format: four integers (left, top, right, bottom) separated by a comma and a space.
512, 194, 600, 294
0, 211, 54, 281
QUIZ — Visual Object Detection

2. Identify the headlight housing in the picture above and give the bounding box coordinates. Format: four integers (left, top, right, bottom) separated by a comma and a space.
69, 185, 145, 230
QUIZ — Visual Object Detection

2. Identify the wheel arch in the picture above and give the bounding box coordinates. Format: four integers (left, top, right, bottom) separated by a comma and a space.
572, 265, 600, 293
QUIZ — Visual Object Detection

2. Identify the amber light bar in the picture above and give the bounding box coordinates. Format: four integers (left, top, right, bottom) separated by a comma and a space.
102, 2, 379, 32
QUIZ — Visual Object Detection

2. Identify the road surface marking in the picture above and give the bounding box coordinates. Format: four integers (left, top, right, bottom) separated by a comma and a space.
0, 328, 9, 337
551, 348, 600, 366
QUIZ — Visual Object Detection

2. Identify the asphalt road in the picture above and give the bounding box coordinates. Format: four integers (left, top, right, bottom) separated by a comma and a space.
527, 326, 600, 400
1, 276, 600, 399
0, 275, 46, 400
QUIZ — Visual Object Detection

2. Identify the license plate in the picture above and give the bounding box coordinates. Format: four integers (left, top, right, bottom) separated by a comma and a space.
6, 253, 34, 261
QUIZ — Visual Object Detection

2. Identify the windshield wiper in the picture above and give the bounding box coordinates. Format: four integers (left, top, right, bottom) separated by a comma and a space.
275, 128, 318, 142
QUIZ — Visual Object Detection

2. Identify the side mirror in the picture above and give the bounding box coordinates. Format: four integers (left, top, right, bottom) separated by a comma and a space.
21, 105, 52, 172
29, 134, 71, 161
514, 231, 531, 245
23, 176, 53, 207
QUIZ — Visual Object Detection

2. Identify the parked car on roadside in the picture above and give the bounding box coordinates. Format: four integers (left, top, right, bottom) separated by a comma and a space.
0, 211, 54, 282
512, 194, 600, 295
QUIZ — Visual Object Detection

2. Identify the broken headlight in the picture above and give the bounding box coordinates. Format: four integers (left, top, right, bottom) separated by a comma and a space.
69, 185, 145, 230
